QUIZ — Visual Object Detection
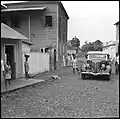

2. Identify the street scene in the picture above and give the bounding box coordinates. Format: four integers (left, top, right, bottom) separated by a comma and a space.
1, 1, 119, 118
1, 57, 119, 118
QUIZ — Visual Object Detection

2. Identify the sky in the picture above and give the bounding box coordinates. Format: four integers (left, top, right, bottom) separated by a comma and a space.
1, 1, 119, 46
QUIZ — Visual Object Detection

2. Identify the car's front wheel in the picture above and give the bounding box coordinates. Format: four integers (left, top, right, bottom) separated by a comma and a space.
81, 74, 85, 79
105, 76, 111, 81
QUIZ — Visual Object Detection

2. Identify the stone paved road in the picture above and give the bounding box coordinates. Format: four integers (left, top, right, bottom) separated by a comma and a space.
1, 69, 119, 118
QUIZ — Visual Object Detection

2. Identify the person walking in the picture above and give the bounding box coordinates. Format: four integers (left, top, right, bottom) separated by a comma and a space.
67, 54, 71, 66
63, 55, 66, 67
72, 54, 80, 75
115, 52, 119, 75
24, 54, 30, 79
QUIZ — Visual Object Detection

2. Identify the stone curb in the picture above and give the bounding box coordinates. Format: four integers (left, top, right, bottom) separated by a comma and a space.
1, 66, 72, 95
1, 80, 45, 95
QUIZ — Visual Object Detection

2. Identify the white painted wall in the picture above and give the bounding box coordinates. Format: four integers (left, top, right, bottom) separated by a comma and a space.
23, 52, 50, 75
103, 45, 116, 59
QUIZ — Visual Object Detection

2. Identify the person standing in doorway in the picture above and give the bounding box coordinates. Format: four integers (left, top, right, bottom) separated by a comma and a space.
4, 61, 12, 90
24, 54, 30, 79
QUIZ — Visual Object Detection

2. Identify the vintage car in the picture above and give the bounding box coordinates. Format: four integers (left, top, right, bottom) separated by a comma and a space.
81, 51, 112, 80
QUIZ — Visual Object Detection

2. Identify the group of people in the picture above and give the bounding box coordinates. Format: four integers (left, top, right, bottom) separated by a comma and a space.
1, 53, 30, 90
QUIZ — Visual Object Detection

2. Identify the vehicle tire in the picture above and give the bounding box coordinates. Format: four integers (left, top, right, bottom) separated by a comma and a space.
109, 69, 112, 75
106, 76, 110, 81
81, 74, 85, 79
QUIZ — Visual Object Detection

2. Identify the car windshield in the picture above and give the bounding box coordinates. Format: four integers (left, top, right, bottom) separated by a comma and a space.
89, 54, 106, 60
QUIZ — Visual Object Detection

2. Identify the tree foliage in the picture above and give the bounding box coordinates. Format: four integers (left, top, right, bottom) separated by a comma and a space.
81, 40, 103, 52
70, 36, 80, 48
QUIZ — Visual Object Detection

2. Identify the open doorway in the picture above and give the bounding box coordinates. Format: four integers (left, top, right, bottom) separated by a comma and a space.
5, 45, 16, 80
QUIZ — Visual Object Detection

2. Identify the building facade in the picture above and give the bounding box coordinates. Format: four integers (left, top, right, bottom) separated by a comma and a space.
1, 1, 69, 70
1, 23, 31, 81
114, 21, 119, 54
103, 41, 116, 59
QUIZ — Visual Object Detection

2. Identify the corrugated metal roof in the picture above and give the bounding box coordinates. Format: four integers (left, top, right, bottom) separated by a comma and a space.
1, 23, 28, 40
1, 7, 46, 12
1, 4, 7, 9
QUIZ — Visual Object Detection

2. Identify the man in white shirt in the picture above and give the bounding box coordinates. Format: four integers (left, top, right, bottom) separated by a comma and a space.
1, 60, 5, 71
72, 54, 80, 75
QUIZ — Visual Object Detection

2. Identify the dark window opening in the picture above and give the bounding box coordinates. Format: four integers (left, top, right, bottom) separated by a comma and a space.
11, 16, 20, 28
45, 16, 52, 27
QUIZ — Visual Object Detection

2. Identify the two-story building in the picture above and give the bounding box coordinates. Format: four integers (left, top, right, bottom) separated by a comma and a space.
1, 1, 69, 70
1, 4, 32, 81
114, 21, 119, 55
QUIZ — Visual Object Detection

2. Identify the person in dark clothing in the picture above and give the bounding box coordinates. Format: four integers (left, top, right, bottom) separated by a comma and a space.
24, 54, 30, 79
115, 52, 119, 75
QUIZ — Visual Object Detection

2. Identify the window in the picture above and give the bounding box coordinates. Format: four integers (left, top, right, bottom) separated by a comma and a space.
59, 16, 61, 22
45, 16, 52, 27
11, 16, 20, 28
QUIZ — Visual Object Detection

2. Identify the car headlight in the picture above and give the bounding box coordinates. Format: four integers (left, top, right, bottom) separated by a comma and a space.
101, 64, 105, 68
86, 63, 90, 67
86, 63, 91, 70
106, 65, 111, 70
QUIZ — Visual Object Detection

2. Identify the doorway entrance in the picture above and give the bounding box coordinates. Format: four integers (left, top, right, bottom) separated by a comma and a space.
5, 45, 16, 80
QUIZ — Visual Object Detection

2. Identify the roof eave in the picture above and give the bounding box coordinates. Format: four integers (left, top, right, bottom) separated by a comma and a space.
58, 1, 69, 19
1, 4, 7, 8
22, 40, 33, 45
1, 7, 46, 12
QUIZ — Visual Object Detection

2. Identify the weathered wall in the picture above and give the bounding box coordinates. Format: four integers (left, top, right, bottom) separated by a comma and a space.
22, 52, 49, 75
58, 4, 68, 68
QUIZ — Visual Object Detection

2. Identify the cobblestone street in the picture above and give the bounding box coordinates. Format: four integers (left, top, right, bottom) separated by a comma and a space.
1, 66, 119, 118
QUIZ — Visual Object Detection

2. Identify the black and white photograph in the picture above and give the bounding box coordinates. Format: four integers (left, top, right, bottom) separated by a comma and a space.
1, 1, 119, 118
